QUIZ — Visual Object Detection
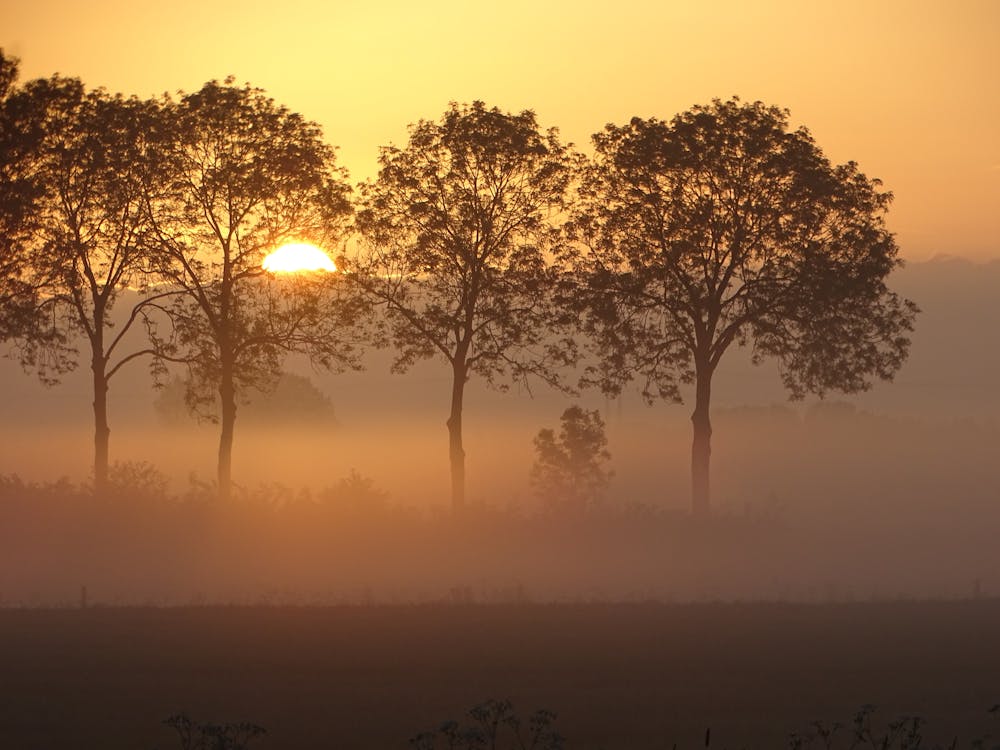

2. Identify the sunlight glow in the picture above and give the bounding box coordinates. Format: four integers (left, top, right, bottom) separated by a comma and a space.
262, 243, 336, 273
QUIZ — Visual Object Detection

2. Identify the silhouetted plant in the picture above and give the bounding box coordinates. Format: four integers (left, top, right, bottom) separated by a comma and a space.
143, 77, 364, 501
318, 468, 389, 511
14, 76, 172, 493
105, 460, 170, 502
530, 405, 612, 515
153, 372, 337, 427
567, 97, 917, 516
0, 51, 62, 354
410, 699, 564, 750
968, 704, 1000, 750
850, 704, 925, 750
354, 100, 579, 511
788, 705, 941, 750
164, 712, 266, 750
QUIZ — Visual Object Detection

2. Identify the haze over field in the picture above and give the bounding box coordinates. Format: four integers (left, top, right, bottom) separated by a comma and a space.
1, 257, 996, 496
0, 258, 997, 605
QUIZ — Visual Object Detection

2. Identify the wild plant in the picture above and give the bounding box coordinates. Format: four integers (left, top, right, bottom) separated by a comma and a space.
410, 698, 564, 750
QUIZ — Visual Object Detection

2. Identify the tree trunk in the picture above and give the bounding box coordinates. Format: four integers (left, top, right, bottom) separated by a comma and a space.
446, 359, 467, 511
218, 359, 237, 501
690, 360, 713, 518
92, 355, 110, 496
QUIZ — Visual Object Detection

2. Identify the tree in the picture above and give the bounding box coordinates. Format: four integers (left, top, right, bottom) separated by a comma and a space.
153, 371, 337, 427
25, 78, 167, 492
144, 78, 360, 500
0, 51, 66, 357
570, 98, 917, 516
354, 101, 577, 510
0, 50, 38, 342
530, 405, 612, 515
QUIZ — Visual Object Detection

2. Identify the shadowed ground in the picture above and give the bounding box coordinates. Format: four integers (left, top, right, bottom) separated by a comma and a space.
1, 601, 998, 749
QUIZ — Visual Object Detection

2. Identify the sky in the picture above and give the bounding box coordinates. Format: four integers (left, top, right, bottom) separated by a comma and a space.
2, 0, 998, 262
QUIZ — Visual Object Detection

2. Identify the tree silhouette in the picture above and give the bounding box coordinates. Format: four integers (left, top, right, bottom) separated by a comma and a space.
570, 98, 917, 516
530, 405, 612, 515
354, 101, 577, 510
144, 78, 361, 500
0, 51, 68, 362
22, 78, 168, 492
153, 371, 337, 427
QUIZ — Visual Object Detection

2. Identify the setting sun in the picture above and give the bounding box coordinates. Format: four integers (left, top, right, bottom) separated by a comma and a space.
262, 243, 336, 273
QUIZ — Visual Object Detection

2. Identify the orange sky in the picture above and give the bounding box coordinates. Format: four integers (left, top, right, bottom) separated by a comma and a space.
2, 0, 997, 261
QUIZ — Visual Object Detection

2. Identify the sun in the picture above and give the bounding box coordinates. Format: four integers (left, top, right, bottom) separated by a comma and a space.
262, 243, 336, 273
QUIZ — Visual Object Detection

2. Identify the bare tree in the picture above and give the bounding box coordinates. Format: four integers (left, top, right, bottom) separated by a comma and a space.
144, 78, 361, 499
354, 101, 577, 510
570, 98, 917, 516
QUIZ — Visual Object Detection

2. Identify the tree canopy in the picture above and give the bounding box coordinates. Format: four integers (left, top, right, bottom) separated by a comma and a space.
570, 97, 917, 515
24, 78, 167, 490
0, 52, 63, 354
2, 52, 925, 517
144, 78, 362, 499
354, 101, 578, 509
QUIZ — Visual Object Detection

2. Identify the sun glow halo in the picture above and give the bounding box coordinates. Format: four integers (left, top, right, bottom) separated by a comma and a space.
262, 243, 336, 273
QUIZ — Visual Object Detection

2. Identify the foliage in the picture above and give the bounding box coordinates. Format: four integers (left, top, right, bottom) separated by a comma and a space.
164, 713, 266, 750
786, 704, 1000, 750
146, 76, 360, 396
317, 468, 389, 511
142, 77, 365, 496
571, 96, 916, 401
354, 100, 579, 507
105, 460, 171, 502
410, 699, 564, 750
355, 100, 577, 388
153, 371, 337, 426
568, 97, 917, 513
0, 50, 69, 363
25, 79, 165, 375
11, 74, 173, 488
530, 405, 612, 514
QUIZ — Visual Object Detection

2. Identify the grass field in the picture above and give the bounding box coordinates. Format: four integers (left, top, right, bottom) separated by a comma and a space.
1, 601, 998, 749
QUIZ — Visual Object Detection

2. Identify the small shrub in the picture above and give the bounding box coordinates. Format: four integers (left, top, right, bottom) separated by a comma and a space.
530, 406, 612, 515
105, 460, 170, 502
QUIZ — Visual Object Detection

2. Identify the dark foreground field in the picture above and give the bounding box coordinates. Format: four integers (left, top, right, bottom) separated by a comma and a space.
1, 601, 998, 749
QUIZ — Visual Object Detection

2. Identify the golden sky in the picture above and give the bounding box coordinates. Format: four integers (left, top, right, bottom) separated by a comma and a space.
3, 0, 997, 261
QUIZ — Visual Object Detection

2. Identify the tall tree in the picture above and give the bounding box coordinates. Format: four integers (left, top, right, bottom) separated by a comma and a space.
570, 98, 917, 516
354, 101, 577, 510
26, 80, 168, 492
144, 79, 359, 499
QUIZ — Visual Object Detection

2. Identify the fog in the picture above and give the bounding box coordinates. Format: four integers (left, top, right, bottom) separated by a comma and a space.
1, 258, 998, 606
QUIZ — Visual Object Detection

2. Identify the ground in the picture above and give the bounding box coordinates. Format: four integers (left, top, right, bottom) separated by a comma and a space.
1, 601, 998, 749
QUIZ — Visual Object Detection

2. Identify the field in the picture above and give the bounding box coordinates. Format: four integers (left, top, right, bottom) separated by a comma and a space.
1, 601, 999, 749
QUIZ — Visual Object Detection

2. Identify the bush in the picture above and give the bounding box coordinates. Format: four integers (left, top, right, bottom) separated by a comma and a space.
530, 406, 612, 515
